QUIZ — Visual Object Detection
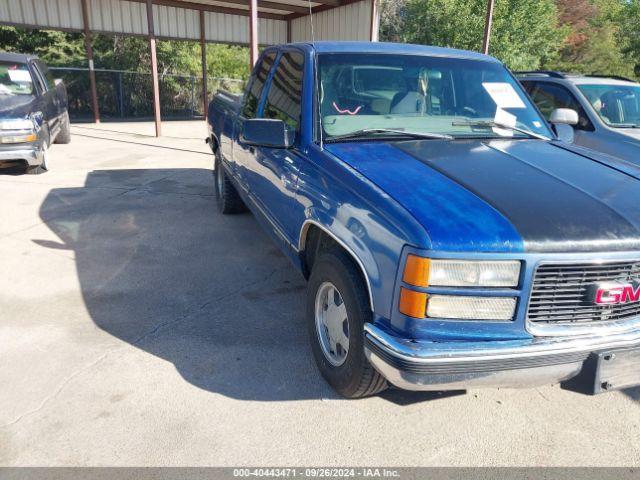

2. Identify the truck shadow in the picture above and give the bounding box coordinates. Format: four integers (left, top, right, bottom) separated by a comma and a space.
34, 167, 447, 404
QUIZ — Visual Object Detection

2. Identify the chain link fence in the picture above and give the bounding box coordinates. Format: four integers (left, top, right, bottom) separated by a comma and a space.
50, 67, 244, 121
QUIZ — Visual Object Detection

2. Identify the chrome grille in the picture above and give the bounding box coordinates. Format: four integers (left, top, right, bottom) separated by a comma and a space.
527, 261, 640, 324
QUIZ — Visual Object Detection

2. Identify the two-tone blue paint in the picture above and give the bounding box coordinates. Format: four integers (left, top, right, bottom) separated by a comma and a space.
208, 41, 640, 347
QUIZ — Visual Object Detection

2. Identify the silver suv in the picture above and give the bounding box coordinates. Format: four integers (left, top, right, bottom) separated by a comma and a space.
517, 71, 640, 163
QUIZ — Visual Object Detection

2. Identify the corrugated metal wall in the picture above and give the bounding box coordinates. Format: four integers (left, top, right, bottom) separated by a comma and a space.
0, 0, 287, 44
0, 0, 83, 29
154, 4, 198, 40
290, 0, 372, 42
203, 11, 286, 45
0, 0, 369, 44
89, 0, 147, 35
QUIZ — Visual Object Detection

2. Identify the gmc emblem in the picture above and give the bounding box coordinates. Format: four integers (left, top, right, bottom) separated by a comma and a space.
594, 281, 640, 305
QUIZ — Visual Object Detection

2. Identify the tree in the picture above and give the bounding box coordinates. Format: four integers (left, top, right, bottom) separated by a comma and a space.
551, 0, 635, 78
618, 0, 640, 77
398, 0, 567, 71
379, 0, 406, 43
0, 27, 85, 65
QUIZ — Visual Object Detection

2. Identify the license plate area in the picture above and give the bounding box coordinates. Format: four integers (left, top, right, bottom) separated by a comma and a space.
594, 348, 640, 393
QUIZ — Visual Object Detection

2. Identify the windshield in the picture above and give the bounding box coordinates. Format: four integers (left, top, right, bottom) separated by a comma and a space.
317, 53, 552, 140
578, 83, 640, 128
0, 61, 34, 95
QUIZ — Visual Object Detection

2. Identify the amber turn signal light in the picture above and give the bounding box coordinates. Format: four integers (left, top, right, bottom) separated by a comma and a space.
402, 255, 430, 287
398, 287, 427, 318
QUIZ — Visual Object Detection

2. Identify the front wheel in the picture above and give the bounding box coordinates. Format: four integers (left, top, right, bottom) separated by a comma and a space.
26, 142, 49, 175
307, 247, 387, 398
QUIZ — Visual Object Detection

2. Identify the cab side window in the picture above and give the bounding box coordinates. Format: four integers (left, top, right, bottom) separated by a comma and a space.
241, 52, 276, 119
263, 51, 304, 132
524, 81, 593, 131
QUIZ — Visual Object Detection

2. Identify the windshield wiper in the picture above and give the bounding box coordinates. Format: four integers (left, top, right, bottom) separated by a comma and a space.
452, 120, 550, 141
325, 128, 453, 143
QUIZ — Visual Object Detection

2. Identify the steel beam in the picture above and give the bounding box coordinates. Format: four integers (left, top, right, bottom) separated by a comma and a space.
249, 0, 259, 67
286, 0, 361, 20
128, 0, 286, 21
146, 0, 162, 137
200, 11, 208, 120
369, 0, 378, 41
482, 0, 495, 55
80, 0, 100, 123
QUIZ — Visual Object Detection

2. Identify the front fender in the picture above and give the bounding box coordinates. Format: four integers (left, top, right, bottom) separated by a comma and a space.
295, 145, 429, 320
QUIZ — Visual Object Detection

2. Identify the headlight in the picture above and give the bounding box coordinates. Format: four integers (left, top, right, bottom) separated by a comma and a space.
426, 295, 517, 321
0, 117, 37, 143
0, 133, 37, 143
403, 256, 521, 288
398, 255, 521, 320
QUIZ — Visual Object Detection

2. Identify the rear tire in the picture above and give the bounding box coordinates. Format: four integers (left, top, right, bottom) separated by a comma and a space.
307, 246, 387, 398
214, 149, 246, 214
54, 112, 71, 144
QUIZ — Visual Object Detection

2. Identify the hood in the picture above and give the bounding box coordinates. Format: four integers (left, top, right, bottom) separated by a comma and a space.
326, 139, 640, 253
0, 94, 37, 119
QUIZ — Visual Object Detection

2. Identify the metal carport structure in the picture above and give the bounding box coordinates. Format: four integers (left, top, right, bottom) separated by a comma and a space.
0, 0, 495, 136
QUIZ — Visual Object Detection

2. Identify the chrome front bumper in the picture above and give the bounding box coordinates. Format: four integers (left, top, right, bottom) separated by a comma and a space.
364, 323, 640, 391
0, 145, 43, 166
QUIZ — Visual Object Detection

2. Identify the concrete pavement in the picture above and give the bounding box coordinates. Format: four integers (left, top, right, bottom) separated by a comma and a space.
0, 120, 639, 466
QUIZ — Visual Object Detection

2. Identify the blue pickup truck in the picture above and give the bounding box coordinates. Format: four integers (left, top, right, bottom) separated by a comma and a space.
207, 42, 640, 398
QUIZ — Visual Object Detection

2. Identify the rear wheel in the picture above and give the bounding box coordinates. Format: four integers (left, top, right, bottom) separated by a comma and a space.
307, 246, 387, 398
214, 149, 246, 214
54, 112, 71, 144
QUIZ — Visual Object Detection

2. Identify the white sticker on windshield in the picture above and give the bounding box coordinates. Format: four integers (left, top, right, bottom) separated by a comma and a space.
8, 69, 32, 83
482, 82, 526, 109
493, 108, 516, 137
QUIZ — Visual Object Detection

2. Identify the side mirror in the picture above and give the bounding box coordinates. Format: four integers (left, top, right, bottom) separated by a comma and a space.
549, 108, 578, 126
54, 78, 63, 86
240, 118, 295, 148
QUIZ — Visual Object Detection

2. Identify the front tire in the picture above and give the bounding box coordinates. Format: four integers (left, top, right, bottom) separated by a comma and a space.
26, 142, 49, 175
214, 150, 246, 214
54, 111, 71, 144
307, 247, 387, 398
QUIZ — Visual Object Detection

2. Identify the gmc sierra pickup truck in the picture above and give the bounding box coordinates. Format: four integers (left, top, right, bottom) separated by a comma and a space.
207, 42, 640, 399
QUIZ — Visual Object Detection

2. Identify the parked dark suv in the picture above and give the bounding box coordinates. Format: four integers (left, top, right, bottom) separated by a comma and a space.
0, 52, 70, 174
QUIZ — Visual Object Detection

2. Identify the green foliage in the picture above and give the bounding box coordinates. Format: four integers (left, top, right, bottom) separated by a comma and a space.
206, 44, 250, 93
0, 26, 249, 82
0, 26, 85, 65
618, 0, 640, 77
400, 0, 567, 71
207, 44, 250, 81
381, 0, 640, 80
549, 0, 635, 78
